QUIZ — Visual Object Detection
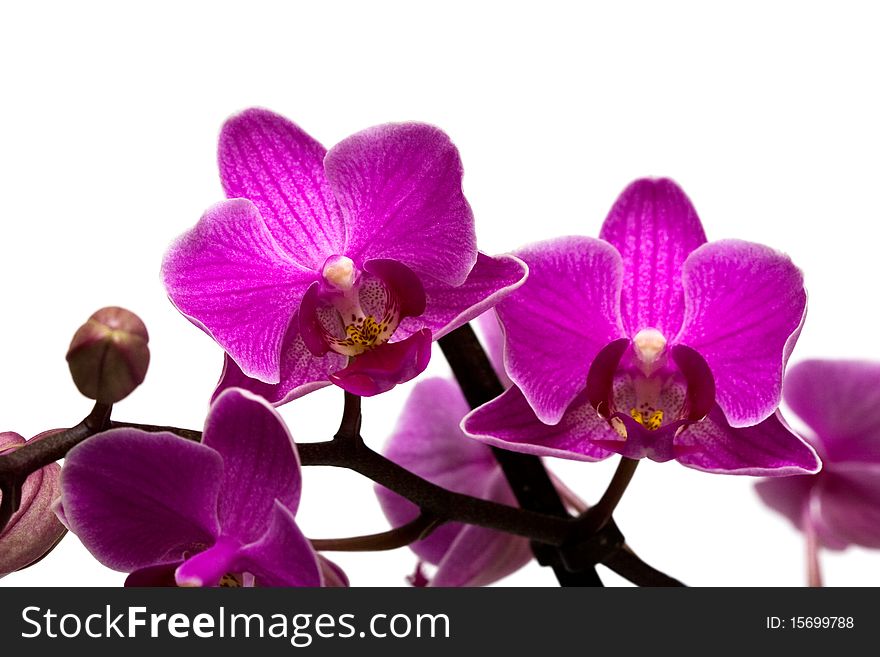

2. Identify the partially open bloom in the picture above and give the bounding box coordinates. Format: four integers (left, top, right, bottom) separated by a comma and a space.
162, 108, 525, 400
57, 388, 342, 587
756, 360, 880, 553
376, 376, 532, 586
465, 178, 819, 475
0, 431, 66, 578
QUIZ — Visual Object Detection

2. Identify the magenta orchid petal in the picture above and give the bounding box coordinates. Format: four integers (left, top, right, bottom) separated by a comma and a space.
676, 239, 806, 427
325, 123, 476, 286
756, 359, 880, 552
162, 198, 317, 383
235, 502, 323, 587
814, 464, 880, 549
431, 471, 532, 588
498, 237, 625, 425
464, 386, 617, 462
61, 392, 332, 587
60, 430, 223, 572
674, 406, 820, 475
218, 108, 345, 267
599, 178, 707, 338
784, 360, 880, 464
0, 432, 66, 577
213, 322, 344, 406
397, 253, 528, 343
202, 389, 303, 541
329, 328, 432, 397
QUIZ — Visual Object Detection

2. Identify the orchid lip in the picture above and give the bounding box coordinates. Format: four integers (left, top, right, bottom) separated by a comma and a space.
584, 336, 716, 463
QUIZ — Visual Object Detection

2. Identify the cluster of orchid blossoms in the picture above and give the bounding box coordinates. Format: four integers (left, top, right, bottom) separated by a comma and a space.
2, 109, 879, 589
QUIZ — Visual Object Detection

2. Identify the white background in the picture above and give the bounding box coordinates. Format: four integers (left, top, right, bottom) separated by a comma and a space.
1, 0, 878, 587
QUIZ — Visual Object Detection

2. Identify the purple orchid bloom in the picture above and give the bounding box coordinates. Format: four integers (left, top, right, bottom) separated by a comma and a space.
464, 178, 819, 475
57, 388, 344, 587
756, 360, 880, 585
0, 431, 66, 578
376, 375, 532, 587
162, 108, 526, 401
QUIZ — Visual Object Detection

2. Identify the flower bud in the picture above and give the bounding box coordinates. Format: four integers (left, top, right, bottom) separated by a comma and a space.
66, 307, 150, 404
0, 431, 66, 578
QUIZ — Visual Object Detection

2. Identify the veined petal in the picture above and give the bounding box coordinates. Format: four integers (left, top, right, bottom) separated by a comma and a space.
674, 406, 821, 475
326, 123, 477, 286
329, 329, 432, 396
162, 199, 316, 384
236, 502, 323, 587
599, 178, 707, 338
0, 432, 66, 577
203, 389, 302, 542
376, 378, 497, 565
396, 253, 527, 343
218, 108, 345, 267
60, 430, 223, 572
814, 464, 880, 548
676, 239, 806, 427
784, 360, 880, 464
463, 386, 616, 462
498, 237, 625, 424
431, 471, 532, 587
213, 318, 346, 406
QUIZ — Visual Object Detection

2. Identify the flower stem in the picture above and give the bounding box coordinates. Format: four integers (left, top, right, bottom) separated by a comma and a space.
106, 418, 684, 586
310, 513, 440, 552
437, 323, 604, 587
334, 390, 363, 443
576, 457, 639, 536
0, 402, 111, 532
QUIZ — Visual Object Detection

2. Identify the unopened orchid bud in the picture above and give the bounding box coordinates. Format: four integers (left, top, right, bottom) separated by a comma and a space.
0, 431, 66, 578
66, 307, 150, 404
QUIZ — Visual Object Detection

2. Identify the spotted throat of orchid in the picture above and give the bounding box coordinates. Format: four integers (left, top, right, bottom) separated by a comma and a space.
465, 178, 820, 476
299, 255, 430, 395
584, 327, 715, 461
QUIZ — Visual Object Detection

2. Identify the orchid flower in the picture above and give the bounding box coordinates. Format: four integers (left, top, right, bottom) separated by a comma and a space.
465, 178, 819, 475
756, 360, 880, 585
162, 108, 526, 401
376, 315, 531, 586
56, 388, 344, 587
0, 431, 66, 578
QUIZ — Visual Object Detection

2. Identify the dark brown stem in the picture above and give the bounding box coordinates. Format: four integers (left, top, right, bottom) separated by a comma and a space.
334, 390, 363, 443
573, 457, 639, 538
101, 418, 684, 586
311, 513, 440, 552
298, 439, 573, 545
438, 324, 604, 586
0, 402, 112, 532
